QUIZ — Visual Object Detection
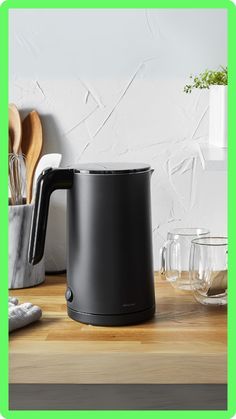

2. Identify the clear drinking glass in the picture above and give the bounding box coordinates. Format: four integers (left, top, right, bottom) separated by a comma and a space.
189, 237, 227, 305
160, 228, 210, 290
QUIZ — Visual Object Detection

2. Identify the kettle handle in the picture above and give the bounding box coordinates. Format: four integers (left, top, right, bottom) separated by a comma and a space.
28, 168, 74, 265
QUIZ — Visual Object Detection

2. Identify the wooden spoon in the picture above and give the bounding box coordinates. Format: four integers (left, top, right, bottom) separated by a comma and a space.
21, 111, 43, 204
9, 104, 22, 154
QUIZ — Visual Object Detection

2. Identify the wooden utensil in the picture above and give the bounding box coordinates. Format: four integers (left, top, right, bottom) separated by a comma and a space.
8, 106, 24, 205
9, 104, 22, 154
21, 111, 43, 204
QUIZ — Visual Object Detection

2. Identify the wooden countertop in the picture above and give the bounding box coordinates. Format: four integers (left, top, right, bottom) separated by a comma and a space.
9, 273, 227, 384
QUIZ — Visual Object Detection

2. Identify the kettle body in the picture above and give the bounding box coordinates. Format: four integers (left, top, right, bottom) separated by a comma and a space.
29, 163, 155, 326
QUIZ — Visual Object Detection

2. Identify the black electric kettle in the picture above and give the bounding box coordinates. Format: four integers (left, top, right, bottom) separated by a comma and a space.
29, 162, 155, 326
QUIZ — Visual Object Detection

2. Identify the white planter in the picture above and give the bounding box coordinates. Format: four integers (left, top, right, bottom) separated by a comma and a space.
209, 85, 227, 148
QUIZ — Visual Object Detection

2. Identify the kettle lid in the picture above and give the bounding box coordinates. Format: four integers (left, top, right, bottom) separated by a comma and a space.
73, 162, 151, 174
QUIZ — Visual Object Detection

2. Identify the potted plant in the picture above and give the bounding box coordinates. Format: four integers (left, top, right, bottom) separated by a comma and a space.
184, 67, 228, 148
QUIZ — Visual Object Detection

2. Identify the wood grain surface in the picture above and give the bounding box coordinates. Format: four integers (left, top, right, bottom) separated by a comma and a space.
9, 273, 227, 384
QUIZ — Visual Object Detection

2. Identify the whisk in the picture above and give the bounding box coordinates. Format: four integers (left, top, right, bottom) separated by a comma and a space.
9, 136, 25, 205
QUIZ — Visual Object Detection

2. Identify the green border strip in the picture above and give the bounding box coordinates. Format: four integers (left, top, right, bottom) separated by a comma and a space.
0, 0, 235, 7
0, 2, 235, 418
228, 1, 236, 418
0, 2, 9, 419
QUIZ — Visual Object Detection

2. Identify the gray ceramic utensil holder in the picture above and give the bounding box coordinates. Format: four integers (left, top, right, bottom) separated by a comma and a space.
8, 203, 45, 289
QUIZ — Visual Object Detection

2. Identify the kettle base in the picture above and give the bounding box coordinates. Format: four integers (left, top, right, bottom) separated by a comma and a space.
67, 305, 155, 326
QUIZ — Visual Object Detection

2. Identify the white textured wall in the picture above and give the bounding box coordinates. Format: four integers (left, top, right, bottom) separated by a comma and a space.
9, 9, 227, 270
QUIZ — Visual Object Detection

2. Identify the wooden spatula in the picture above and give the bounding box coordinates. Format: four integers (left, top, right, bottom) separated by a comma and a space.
21, 111, 43, 204
9, 104, 22, 154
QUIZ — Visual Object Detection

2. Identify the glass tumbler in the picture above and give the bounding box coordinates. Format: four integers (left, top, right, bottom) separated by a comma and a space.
160, 228, 210, 290
189, 237, 227, 305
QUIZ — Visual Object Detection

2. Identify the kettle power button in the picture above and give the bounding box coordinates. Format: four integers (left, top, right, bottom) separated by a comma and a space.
65, 287, 73, 302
